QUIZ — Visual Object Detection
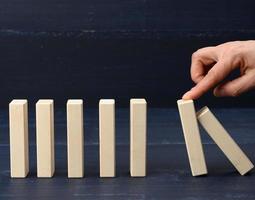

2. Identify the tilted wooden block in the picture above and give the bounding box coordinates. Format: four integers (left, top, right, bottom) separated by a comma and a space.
36, 100, 55, 178
177, 99, 207, 176
67, 100, 84, 178
197, 107, 254, 175
130, 99, 147, 177
9, 100, 29, 178
99, 99, 115, 177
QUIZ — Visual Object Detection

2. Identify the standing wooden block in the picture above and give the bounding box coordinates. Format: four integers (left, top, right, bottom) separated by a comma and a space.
36, 100, 55, 178
197, 107, 254, 175
9, 100, 29, 178
177, 100, 207, 176
99, 99, 115, 177
67, 100, 84, 178
130, 99, 147, 177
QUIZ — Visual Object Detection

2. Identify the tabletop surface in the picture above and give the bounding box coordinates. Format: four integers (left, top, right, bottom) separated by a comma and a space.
0, 108, 255, 200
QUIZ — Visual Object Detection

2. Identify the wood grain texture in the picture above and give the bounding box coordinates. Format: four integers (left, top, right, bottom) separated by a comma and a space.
99, 99, 115, 177
0, 0, 254, 31
0, 0, 255, 108
177, 100, 207, 176
9, 99, 29, 178
36, 100, 55, 178
130, 99, 147, 177
0, 108, 255, 199
197, 107, 254, 175
67, 100, 84, 178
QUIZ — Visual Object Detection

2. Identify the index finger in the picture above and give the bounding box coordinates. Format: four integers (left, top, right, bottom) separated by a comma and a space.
184, 60, 232, 99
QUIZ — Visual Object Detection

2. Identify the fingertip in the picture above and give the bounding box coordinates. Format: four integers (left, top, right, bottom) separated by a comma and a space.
182, 91, 193, 100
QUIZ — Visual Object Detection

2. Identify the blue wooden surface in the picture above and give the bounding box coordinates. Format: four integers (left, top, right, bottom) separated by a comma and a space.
0, 0, 255, 108
0, 108, 255, 199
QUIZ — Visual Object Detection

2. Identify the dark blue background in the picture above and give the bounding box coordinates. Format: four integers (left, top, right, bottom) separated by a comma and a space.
0, 0, 255, 108
1, 2, 255, 198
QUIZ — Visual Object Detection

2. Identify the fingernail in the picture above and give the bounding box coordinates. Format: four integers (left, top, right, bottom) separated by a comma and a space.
190, 86, 196, 91
182, 91, 192, 100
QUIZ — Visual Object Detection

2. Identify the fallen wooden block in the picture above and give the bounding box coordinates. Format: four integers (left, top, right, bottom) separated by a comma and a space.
36, 99, 55, 178
67, 100, 84, 178
197, 106, 254, 175
9, 99, 29, 178
99, 99, 115, 177
177, 99, 207, 176
130, 98, 147, 177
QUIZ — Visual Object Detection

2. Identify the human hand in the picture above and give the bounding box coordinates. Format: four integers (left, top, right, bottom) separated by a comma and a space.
182, 40, 255, 100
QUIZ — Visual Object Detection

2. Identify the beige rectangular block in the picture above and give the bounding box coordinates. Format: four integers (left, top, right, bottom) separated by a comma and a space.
99, 99, 115, 177
67, 100, 84, 178
130, 99, 147, 177
197, 107, 254, 175
177, 99, 207, 176
36, 99, 55, 178
9, 100, 29, 178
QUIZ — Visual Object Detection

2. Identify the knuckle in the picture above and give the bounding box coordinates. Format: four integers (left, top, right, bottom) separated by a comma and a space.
200, 86, 208, 94
230, 91, 240, 97
191, 51, 199, 60
207, 68, 218, 78
230, 88, 241, 97
229, 48, 242, 57
223, 50, 243, 68
223, 46, 243, 59
192, 48, 204, 59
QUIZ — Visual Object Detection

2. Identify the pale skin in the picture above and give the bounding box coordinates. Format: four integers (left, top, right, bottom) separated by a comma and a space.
182, 40, 255, 100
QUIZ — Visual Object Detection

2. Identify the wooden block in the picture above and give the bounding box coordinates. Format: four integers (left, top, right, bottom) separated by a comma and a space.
177, 99, 207, 176
67, 100, 84, 178
99, 99, 115, 177
130, 98, 147, 177
36, 99, 55, 178
9, 100, 29, 178
197, 107, 254, 175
